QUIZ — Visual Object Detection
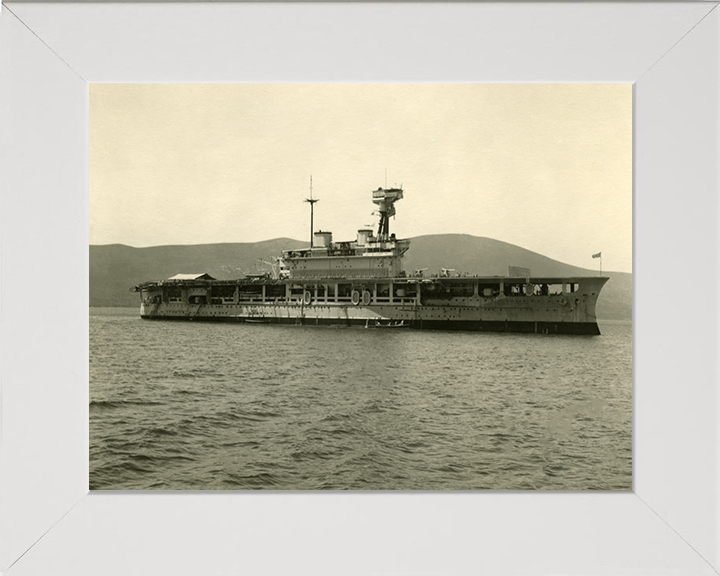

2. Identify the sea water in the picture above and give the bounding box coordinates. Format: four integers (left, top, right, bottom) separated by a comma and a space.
90, 308, 632, 490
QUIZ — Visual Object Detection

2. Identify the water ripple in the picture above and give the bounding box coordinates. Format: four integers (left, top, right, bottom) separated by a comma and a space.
90, 310, 632, 490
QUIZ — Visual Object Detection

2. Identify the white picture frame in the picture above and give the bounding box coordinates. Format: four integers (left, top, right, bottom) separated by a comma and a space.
1, 2, 718, 574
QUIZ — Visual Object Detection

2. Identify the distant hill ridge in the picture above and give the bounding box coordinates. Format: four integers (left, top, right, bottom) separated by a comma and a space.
90, 235, 631, 320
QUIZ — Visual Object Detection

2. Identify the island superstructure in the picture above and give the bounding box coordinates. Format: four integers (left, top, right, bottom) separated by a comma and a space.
134, 186, 608, 334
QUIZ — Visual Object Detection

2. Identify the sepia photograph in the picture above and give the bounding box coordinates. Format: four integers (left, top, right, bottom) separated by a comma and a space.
89, 83, 632, 490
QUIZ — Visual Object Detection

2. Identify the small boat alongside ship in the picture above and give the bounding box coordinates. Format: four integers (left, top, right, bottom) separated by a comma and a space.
374, 319, 409, 329
134, 185, 608, 335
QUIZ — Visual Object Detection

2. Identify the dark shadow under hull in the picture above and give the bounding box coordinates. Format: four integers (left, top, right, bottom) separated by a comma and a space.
141, 315, 602, 335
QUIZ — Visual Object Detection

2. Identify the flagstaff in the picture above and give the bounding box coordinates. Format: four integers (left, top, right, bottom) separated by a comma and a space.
592, 251, 602, 276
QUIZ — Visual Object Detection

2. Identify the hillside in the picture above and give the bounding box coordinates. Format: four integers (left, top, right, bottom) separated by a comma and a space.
91, 235, 631, 320
89, 238, 303, 308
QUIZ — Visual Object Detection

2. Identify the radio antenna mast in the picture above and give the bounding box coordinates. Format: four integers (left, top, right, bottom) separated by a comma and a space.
304, 175, 319, 248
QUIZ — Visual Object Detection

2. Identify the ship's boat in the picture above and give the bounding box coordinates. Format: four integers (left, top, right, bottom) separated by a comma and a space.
134, 186, 608, 335
374, 320, 409, 329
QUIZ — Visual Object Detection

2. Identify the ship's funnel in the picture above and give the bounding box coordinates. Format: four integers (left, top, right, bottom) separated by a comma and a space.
356, 229, 372, 246
313, 231, 333, 248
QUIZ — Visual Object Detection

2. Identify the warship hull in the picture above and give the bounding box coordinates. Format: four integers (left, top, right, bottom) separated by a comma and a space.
137, 275, 608, 335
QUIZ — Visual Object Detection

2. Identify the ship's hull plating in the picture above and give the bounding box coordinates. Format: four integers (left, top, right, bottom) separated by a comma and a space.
140, 297, 603, 335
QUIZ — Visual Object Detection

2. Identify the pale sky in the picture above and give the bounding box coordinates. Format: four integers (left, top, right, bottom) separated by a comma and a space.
90, 84, 632, 273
